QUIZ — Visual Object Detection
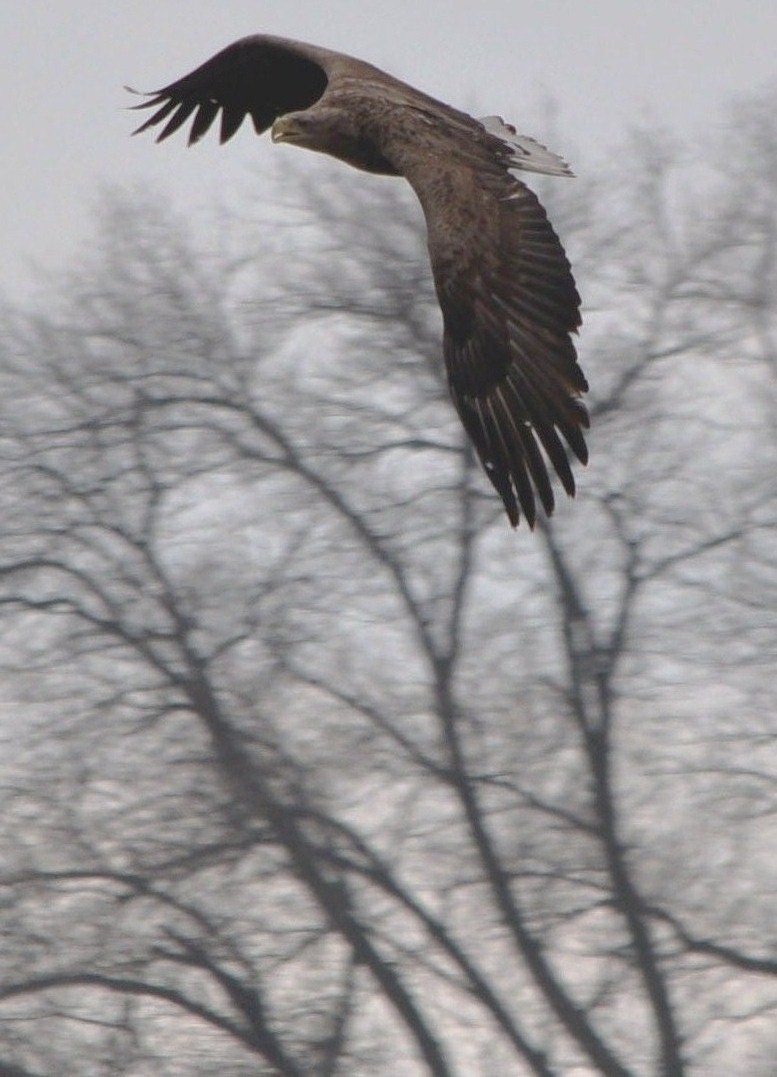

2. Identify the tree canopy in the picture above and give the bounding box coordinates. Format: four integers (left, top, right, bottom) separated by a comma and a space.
0, 93, 775, 1075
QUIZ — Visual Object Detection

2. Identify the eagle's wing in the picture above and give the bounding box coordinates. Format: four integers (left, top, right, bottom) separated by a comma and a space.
129, 35, 337, 145
392, 121, 588, 527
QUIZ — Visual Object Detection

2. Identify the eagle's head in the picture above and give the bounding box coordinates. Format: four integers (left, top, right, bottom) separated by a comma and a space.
271, 110, 334, 150
271, 107, 366, 157
271, 112, 306, 145
271, 107, 396, 176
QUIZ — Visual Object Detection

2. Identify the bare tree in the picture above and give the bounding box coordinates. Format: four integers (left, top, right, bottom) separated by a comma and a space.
0, 95, 775, 1075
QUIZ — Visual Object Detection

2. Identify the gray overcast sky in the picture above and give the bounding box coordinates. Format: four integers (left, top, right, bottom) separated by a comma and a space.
2, 0, 776, 298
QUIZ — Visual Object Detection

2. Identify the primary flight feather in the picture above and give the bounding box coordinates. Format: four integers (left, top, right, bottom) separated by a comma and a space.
130, 35, 589, 527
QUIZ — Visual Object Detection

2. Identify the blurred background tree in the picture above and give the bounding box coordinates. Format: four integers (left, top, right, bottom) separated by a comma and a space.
0, 93, 774, 1075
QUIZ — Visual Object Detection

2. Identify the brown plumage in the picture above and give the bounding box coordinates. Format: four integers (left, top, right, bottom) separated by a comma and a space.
130, 35, 588, 527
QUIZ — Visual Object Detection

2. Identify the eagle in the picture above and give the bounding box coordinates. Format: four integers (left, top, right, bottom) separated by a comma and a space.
131, 35, 588, 527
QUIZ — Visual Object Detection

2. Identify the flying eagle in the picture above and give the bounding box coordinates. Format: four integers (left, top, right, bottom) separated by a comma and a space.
131, 35, 588, 527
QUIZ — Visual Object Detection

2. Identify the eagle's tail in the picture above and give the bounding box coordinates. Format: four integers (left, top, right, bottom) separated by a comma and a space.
479, 115, 575, 178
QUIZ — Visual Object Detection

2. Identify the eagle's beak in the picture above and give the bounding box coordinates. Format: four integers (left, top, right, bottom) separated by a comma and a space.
271, 115, 298, 143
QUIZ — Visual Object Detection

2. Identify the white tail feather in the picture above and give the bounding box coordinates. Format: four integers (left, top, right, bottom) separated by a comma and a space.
479, 115, 574, 177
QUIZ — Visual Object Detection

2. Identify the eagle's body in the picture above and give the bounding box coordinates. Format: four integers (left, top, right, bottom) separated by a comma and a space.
132, 35, 588, 527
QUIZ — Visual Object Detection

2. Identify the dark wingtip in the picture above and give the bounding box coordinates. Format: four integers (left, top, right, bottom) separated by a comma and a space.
509, 506, 536, 530
125, 87, 173, 139
124, 86, 162, 109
